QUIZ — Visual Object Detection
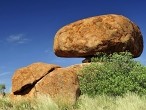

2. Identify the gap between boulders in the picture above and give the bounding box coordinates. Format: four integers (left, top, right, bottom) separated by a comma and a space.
13, 67, 58, 95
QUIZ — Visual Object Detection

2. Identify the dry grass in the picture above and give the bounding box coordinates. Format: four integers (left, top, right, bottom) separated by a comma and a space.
1, 93, 146, 110
78, 93, 146, 110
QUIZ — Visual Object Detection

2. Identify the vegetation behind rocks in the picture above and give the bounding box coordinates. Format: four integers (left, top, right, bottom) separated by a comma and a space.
79, 52, 146, 97
1, 52, 146, 110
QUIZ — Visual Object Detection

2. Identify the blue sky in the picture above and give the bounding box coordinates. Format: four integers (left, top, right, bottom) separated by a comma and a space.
0, 0, 146, 92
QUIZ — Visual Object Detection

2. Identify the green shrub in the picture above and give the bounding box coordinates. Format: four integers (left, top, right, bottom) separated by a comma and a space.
79, 52, 146, 97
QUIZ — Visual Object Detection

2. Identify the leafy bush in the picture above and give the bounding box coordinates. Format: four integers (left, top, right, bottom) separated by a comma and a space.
79, 52, 146, 97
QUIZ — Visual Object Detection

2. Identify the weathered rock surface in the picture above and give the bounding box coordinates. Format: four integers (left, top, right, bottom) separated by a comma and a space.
11, 63, 89, 104
12, 62, 61, 94
54, 14, 143, 58
35, 67, 80, 104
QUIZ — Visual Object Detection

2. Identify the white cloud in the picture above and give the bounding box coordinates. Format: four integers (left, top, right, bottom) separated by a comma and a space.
0, 72, 10, 76
6, 34, 29, 44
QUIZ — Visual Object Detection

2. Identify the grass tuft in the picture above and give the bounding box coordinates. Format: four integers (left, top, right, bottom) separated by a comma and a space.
1, 93, 146, 110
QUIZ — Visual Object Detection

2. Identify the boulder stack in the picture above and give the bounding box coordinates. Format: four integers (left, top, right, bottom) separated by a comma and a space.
11, 14, 143, 104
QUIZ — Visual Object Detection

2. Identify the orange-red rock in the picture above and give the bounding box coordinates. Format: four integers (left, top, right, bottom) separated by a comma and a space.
54, 14, 143, 58
11, 63, 89, 104
35, 67, 80, 104
12, 62, 60, 94
34, 63, 90, 104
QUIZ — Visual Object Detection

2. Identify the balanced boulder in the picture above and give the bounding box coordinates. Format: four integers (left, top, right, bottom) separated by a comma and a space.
54, 14, 143, 58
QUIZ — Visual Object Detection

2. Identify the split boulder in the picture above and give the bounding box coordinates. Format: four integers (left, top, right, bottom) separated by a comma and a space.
12, 62, 60, 94
11, 62, 88, 104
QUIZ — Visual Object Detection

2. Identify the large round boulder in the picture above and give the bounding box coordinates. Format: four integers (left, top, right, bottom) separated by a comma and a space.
54, 14, 143, 58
